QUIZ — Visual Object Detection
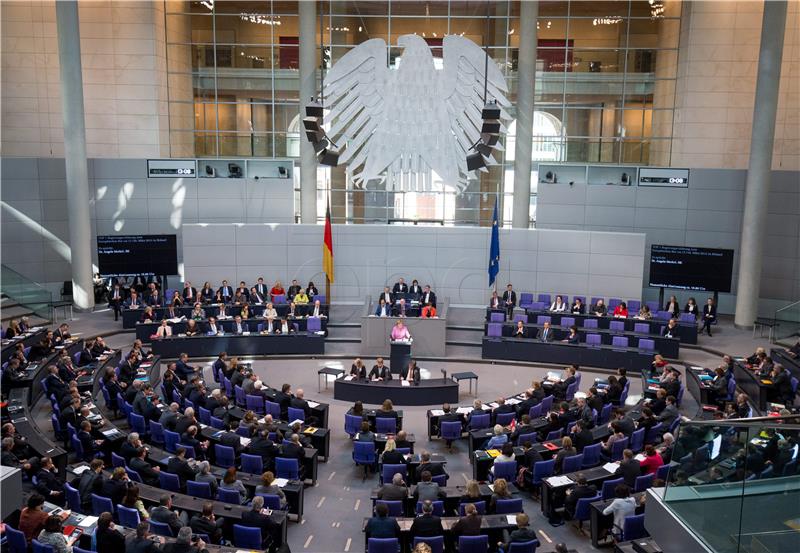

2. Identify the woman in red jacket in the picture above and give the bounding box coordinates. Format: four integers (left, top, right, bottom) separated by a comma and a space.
639, 444, 664, 475
612, 302, 629, 318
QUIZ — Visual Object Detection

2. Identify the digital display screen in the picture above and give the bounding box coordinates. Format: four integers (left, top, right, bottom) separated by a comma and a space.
649, 245, 734, 293
97, 235, 178, 276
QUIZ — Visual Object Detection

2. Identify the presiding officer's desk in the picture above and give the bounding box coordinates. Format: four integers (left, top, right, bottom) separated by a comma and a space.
150, 332, 325, 357
486, 321, 680, 358
482, 337, 654, 372
334, 376, 459, 406
1, 327, 46, 363
360, 296, 449, 358
732, 359, 771, 412
121, 302, 329, 329
136, 316, 327, 341
522, 310, 699, 345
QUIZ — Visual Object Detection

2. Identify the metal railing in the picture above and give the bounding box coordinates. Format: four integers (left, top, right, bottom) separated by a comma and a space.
774, 299, 800, 341
0, 264, 53, 321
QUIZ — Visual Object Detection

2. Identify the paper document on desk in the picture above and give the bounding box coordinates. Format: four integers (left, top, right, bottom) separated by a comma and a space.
307, 401, 320, 408
401, 380, 410, 387
73, 465, 91, 475
78, 516, 98, 528
274, 478, 289, 488
239, 437, 251, 447
456, 407, 471, 415
430, 410, 445, 416
690, 366, 705, 371
602, 462, 620, 473
290, 419, 305, 427
506, 515, 517, 524
546, 475, 573, 487
634, 454, 647, 462
344, 376, 355, 381
506, 398, 520, 405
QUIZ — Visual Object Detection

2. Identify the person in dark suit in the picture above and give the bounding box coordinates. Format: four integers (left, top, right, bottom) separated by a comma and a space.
167, 447, 198, 487
77, 421, 103, 459
511, 415, 535, 443
102, 468, 130, 507
512, 320, 527, 338
180, 426, 208, 461
280, 434, 306, 477
538, 321, 555, 342
109, 285, 124, 320
380, 439, 407, 466
378, 287, 394, 306
95, 512, 125, 553
408, 280, 423, 299
134, 384, 162, 422
218, 423, 244, 454
189, 503, 224, 545
410, 500, 444, 537
498, 513, 539, 551
126, 521, 163, 553
770, 364, 794, 405
617, 449, 642, 487
368, 358, 392, 381
274, 383, 293, 419
701, 298, 717, 336
570, 420, 594, 453
502, 284, 516, 317
35, 457, 64, 504
564, 475, 598, 519
415, 451, 446, 481
364, 502, 400, 539
421, 285, 437, 308
182, 282, 198, 302
392, 278, 409, 296
240, 496, 280, 548
662, 318, 680, 339
350, 358, 367, 379
489, 291, 502, 310
149, 495, 188, 538
401, 360, 421, 385
562, 325, 579, 344
493, 397, 515, 422
247, 429, 278, 471
571, 298, 585, 314
130, 447, 161, 487
231, 315, 248, 335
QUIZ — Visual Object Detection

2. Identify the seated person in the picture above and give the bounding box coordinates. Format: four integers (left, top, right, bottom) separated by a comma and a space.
240, 496, 280, 548
562, 325, 579, 344
564, 475, 598, 519
364, 502, 400, 539
571, 297, 585, 314
485, 425, 508, 449
410, 500, 444, 538
613, 302, 628, 318
368, 358, 392, 381
550, 295, 567, 312
420, 302, 436, 318
637, 305, 653, 319
662, 318, 680, 339
592, 299, 607, 317
498, 513, 538, 551
513, 320, 527, 338
374, 298, 391, 317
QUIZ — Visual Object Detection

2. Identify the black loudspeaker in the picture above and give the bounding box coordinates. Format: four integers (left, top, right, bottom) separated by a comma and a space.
318, 143, 345, 166
305, 100, 324, 118
228, 163, 242, 178
467, 152, 486, 171
481, 121, 501, 134
481, 103, 501, 120
278, 166, 288, 178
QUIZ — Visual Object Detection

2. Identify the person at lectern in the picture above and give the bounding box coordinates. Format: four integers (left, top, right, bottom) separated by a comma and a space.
375, 298, 391, 317
391, 320, 411, 342
369, 357, 392, 381
402, 360, 421, 385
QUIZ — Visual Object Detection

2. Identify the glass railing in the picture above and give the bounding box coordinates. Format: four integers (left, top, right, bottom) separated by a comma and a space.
662, 415, 800, 553
774, 300, 800, 341
0, 264, 53, 320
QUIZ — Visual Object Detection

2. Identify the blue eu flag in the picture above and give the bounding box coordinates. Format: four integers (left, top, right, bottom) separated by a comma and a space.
488, 198, 500, 288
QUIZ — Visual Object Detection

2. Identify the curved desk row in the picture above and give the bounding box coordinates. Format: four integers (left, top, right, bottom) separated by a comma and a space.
122, 303, 328, 328
481, 336, 653, 372
334, 377, 459, 406
135, 316, 326, 342
1, 327, 46, 363
485, 321, 680, 358
150, 333, 325, 358
521, 310, 699, 345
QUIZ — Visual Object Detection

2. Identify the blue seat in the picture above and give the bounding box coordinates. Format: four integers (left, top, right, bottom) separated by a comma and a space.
233, 524, 262, 549
186, 480, 212, 499
469, 413, 491, 430
431, 474, 448, 487
611, 437, 629, 461
5, 526, 27, 553
129, 413, 147, 436
635, 473, 654, 493
602, 477, 624, 500
214, 444, 236, 468
413, 536, 444, 553
241, 453, 264, 474
51, 414, 65, 442
236, 425, 251, 438
495, 498, 524, 514
459, 501, 486, 515
163, 429, 180, 453
516, 432, 537, 446
345, 414, 362, 437
415, 500, 445, 516
91, 494, 113, 516
545, 429, 562, 441
375, 500, 403, 517
258, 494, 285, 510
540, 395, 554, 413
149, 420, 165, 445
265, 400, 281, 419
582, 443, 602, 468
176, 444, 196, 459
574, 494, 601, 533
117, 504, 141, 527
622, 514, 648, 540
32, 540, 55, 553
375, 417, 397, 434
562, 453, 584, 474
217, 487, 242, 504
528, 404, 542, 419
276, 457, 299, 480
441, 420, 462, 444
111, 451, 126, 468
531, 459, 555, 491
246, 395, 265, 415
234, 386, 246, 407
490, 461, 517, 482
459, 535, 489, 553
353, 441, 377, 480
503, 539, 540, 553
287, 407, 306, 423
656, 464, 671, 481
496, 412, 515, 426
645, 422, 663, 445
599, 404, 613, 425
210, 416, 225, 430
64, 483, 81, 512
148, 520, 174, 537
630, 428, 645, 453
125, 466, 143, 483
158, 471, 181, 493
368, 538, 400, 553
198, 407, 211, 425
381, 463, 407, 485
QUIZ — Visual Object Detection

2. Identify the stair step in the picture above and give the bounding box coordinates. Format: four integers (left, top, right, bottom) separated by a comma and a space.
1, 305, 36, 322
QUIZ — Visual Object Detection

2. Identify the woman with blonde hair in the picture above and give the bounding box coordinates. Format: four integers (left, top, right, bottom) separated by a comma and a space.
488, 478, 512, 513
254, 471, 286, 507
381, 438, 405, 465
460, 480, 482, 505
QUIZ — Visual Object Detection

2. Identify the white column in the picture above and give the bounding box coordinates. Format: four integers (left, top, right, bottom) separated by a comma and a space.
512, 0, 538, 228
55, 0, 94, 310
734, 0, 787, 328
299, 1, 318, 223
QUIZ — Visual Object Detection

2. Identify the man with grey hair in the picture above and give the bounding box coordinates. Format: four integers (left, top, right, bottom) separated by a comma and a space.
125, 521, 163, 553
120, 432, 143, 462
377, 472, 408, 500
240, 495, 279, 549
149, 494, 188, 537
161, 527, 207, 553
174, 407, 197, 436
159, 402, 180, 431
410, 499, 443, 537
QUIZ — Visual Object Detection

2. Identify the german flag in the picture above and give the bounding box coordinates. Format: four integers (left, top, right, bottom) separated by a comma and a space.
323, 204, 334, 284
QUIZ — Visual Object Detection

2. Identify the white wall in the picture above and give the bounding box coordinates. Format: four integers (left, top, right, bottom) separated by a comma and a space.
182, 224, 647, 305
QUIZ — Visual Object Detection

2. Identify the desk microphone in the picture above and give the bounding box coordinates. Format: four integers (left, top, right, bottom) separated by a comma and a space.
441, 369, 447, 382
